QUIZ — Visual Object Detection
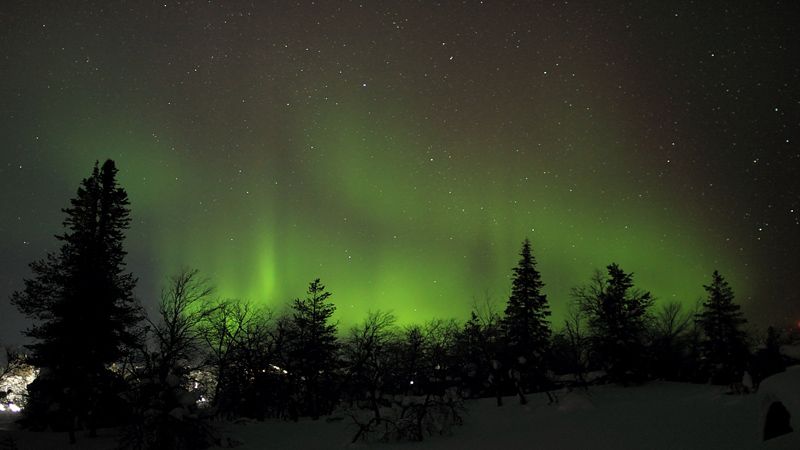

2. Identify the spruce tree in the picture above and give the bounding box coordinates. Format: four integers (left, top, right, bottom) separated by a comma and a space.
11, 159, 142, 434
696, 270, 748, 384
288, 278, 338, 419
501, 238, 551, 391
574, 263, 653, 383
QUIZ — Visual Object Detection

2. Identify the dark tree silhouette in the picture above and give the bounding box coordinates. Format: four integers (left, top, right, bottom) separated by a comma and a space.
120, 269, 217, 450
351, 320, 463, 443
392, 325, 426, 395
11, 160, 142, 438
288, 278, 339, 419
574, 263, 653, 383
342, 310, 398, 423
750, 326, 787, 388
456, 310, 498, 400
501, 238, 551, 398
200, 298, 253, 414
455, 298, 504, 404
458, 311, 484, 391
649, 302, 693, 381
148, 269, 215, 382
550, 305, 590, 388
201, 299, 285, 419
420, 319, 460, 396
696, 270, 749, 384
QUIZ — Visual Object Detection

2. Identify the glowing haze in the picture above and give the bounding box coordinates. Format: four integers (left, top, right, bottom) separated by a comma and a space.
1, 2, 797, 342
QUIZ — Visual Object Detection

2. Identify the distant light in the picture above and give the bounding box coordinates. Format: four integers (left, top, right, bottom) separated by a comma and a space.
409, 380, 414, 385
8, 404, 21, 413
270, 364, 288, 375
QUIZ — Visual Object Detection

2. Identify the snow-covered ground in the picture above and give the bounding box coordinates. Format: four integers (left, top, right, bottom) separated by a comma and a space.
220, 382, 798, 450
1, 378, 798, 449
0, 413, 119, 450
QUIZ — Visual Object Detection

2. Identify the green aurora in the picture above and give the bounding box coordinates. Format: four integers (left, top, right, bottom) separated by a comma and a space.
5, 1, 793, 342
35, 93, 746, 329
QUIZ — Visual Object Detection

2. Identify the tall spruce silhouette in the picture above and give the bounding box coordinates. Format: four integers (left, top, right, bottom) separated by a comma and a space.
501, 239, 551, 393
288, 278, 339, 419
12, 159, 142, 436
574, 263, 653, 383
696, 270, 748, 384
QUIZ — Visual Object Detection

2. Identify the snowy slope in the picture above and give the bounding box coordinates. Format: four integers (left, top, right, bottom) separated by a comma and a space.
759, 365, 800, 447
2, 379, 798, 449
219, 382, 796, 450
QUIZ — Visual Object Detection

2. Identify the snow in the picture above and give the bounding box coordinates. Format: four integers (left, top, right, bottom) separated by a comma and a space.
0, 413, 119, 450
1, 379, 798, 449
759, 365, 800, 443
780, 344, 800, 361
218, 382, 795, 450
0, 404, 21, 413
555, 390, 594, 412
0, 361, 37, 409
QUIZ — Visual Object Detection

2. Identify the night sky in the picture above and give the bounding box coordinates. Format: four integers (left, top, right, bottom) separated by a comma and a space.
1, 1, 798, 345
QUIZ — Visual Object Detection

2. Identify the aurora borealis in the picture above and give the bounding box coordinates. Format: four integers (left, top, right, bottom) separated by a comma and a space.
1, 1, 798, 344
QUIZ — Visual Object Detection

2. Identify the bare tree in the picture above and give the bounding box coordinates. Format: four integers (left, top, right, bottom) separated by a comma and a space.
120, 268, 219, 450
195, 296, 295, 420
471, 293, 502, 330
463, 295, 505, 405
199, 299, 256, 413
653, 302, 692, 341
562, 305, 589, 388
344, 311, 398, 422
349, 318, 464, 443
648, 302, 695, 381
147, 268, 216, 381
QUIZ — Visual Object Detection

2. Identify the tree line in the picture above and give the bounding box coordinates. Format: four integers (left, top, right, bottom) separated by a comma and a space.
9, 160, 794, 447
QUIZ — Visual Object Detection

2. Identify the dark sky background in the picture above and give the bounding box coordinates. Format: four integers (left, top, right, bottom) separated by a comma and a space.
1, 1, 798, 346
